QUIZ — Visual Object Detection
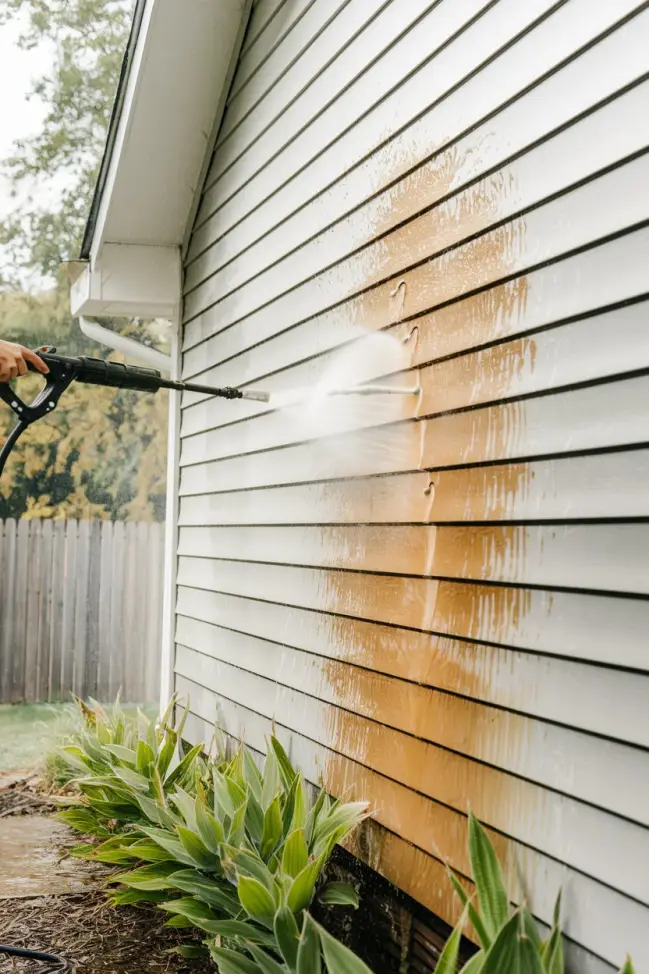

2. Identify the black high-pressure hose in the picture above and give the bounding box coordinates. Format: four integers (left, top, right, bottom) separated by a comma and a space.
0, 944, 67, 968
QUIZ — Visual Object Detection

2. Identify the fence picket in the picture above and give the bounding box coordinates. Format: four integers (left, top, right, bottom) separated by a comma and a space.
0, 518, 164, 704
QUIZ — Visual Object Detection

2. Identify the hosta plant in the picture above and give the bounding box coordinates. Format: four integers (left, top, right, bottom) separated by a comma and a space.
116, 735, 368, 963
55, 696, 370, 972
56, 694, 210, 845
438, 812, 637, 974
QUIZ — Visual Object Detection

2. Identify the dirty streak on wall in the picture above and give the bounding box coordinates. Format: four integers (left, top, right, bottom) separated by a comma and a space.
174, 1, 649, 971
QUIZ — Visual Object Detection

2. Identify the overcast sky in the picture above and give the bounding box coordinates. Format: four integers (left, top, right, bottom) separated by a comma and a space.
0, 14, 50, 219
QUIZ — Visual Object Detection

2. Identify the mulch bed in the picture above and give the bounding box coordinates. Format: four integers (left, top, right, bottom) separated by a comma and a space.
0, 772, 65, 820
0, 891, 214, 973
0, 774, 213, 974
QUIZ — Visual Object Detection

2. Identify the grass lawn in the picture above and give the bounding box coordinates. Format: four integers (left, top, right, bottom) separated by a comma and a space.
0, 703, 79, 772
0, 702, 158, 772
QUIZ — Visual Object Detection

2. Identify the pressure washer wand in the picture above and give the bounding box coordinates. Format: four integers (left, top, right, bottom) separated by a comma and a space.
0, 346, 270, 479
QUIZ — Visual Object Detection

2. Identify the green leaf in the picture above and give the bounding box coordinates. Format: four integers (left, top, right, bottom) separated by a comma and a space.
520, 909, 543, 953
261, 794, 283, 860
297, 914, 321, 974
245, 789, 265, 845
275, 906, 300, 968
243, 748, 264, 804
112, 765, 152, 793
282, 829, 309, 879
619, 958, 636, 974
224, 846, 276, 892
262, 743, 281, 810
270, 736, 298, 790
448, 869, 492, 949
135, 793, 177, 828
104, 744, 137, 765
195, 795, 225, 853
541, 927, 564, 974
167, 870, 239, 915
61, 745, 91, 772
165, 742, 203, 788
213, 768, 235, 817
171, 786, 198, 831
316, 920, 375, 973
112, 861, 183, 891
139, 826, 197, 867
436, 903, 470, 974
160, 896, 220, 928
156, 729, 177, 779
238, 875, 277, 929
290, 775, 309, 833
540, 891, 563, 974
481, 912, 544, 974
201, 919, 277, 948
311, 802, 368, 857
176, 825, 217, 869
318, 882, 359, 909
164, 914, 195, 929
287, 857, 324, 914
56, 808, 109, 837
228, 797, 249, 848
209, 947, 260, 974
467, 813, 509, 942
110, 888, 170, 906
127, 839, 177, 863
226, 775, 248, 811
460, 951, 485, 974
246, 943, 287, 974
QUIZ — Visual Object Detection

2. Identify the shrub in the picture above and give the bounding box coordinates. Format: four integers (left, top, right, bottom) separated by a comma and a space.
56, 696, 370, 972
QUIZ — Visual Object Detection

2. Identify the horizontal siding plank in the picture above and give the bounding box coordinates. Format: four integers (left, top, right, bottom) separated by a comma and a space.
175, 609, 649, 747
187, 5, 649, 300
175, 567, 649, 671
186, 153, 649, 366
181, 303, 649, 463
229, 0, 316, 103
181, 231, 649, 427
187, 24, 649, 302
176, 677, 647, 971
177, 522, 649, 595
177, 450, 649, 526
198, 0, 492, 230
173, 639, 649, 828
216, 0, 390, 159
179, 373, 649, 493
172, 649, 649, 905
238, 0, 293, 60
186, 0, 643, 303
186, 82, 649, 326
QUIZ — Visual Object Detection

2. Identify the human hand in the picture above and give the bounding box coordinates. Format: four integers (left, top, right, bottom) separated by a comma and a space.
0, 341, 49, 383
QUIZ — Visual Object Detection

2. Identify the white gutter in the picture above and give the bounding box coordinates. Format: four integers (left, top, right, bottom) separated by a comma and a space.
79, 316, 172, 373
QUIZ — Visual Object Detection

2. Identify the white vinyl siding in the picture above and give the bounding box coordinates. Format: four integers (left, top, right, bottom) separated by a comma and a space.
175, 2, 649, 971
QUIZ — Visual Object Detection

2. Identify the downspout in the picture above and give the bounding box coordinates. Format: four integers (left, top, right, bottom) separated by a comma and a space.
78, 316, 172, 372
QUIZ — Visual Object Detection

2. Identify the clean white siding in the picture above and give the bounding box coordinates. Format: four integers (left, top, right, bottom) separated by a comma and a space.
176, 2, 649, 970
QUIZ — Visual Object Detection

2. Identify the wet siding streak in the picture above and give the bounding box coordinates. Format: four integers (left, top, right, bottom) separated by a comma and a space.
176, 1, 649, 971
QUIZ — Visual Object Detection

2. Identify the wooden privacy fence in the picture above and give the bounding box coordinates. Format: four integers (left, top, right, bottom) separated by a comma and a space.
0, 519, 165, 705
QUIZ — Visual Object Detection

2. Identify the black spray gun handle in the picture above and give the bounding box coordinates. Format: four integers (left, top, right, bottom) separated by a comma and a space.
0, 346, 77, 426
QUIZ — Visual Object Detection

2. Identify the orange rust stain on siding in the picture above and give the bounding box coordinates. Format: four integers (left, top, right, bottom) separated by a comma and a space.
321, 751, 528, 921
307, 142, 536, 909
319, 462, 534, 524
418, 335, 538, 415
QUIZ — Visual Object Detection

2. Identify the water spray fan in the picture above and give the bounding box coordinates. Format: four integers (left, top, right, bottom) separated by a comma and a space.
0, 345, 419, 479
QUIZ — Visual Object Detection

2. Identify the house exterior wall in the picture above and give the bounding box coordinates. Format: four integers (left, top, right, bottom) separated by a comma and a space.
173, 1, 649, 970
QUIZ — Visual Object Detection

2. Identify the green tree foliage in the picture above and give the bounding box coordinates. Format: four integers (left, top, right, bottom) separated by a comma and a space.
0, 0, 134, 284
0, 0, 168, 521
